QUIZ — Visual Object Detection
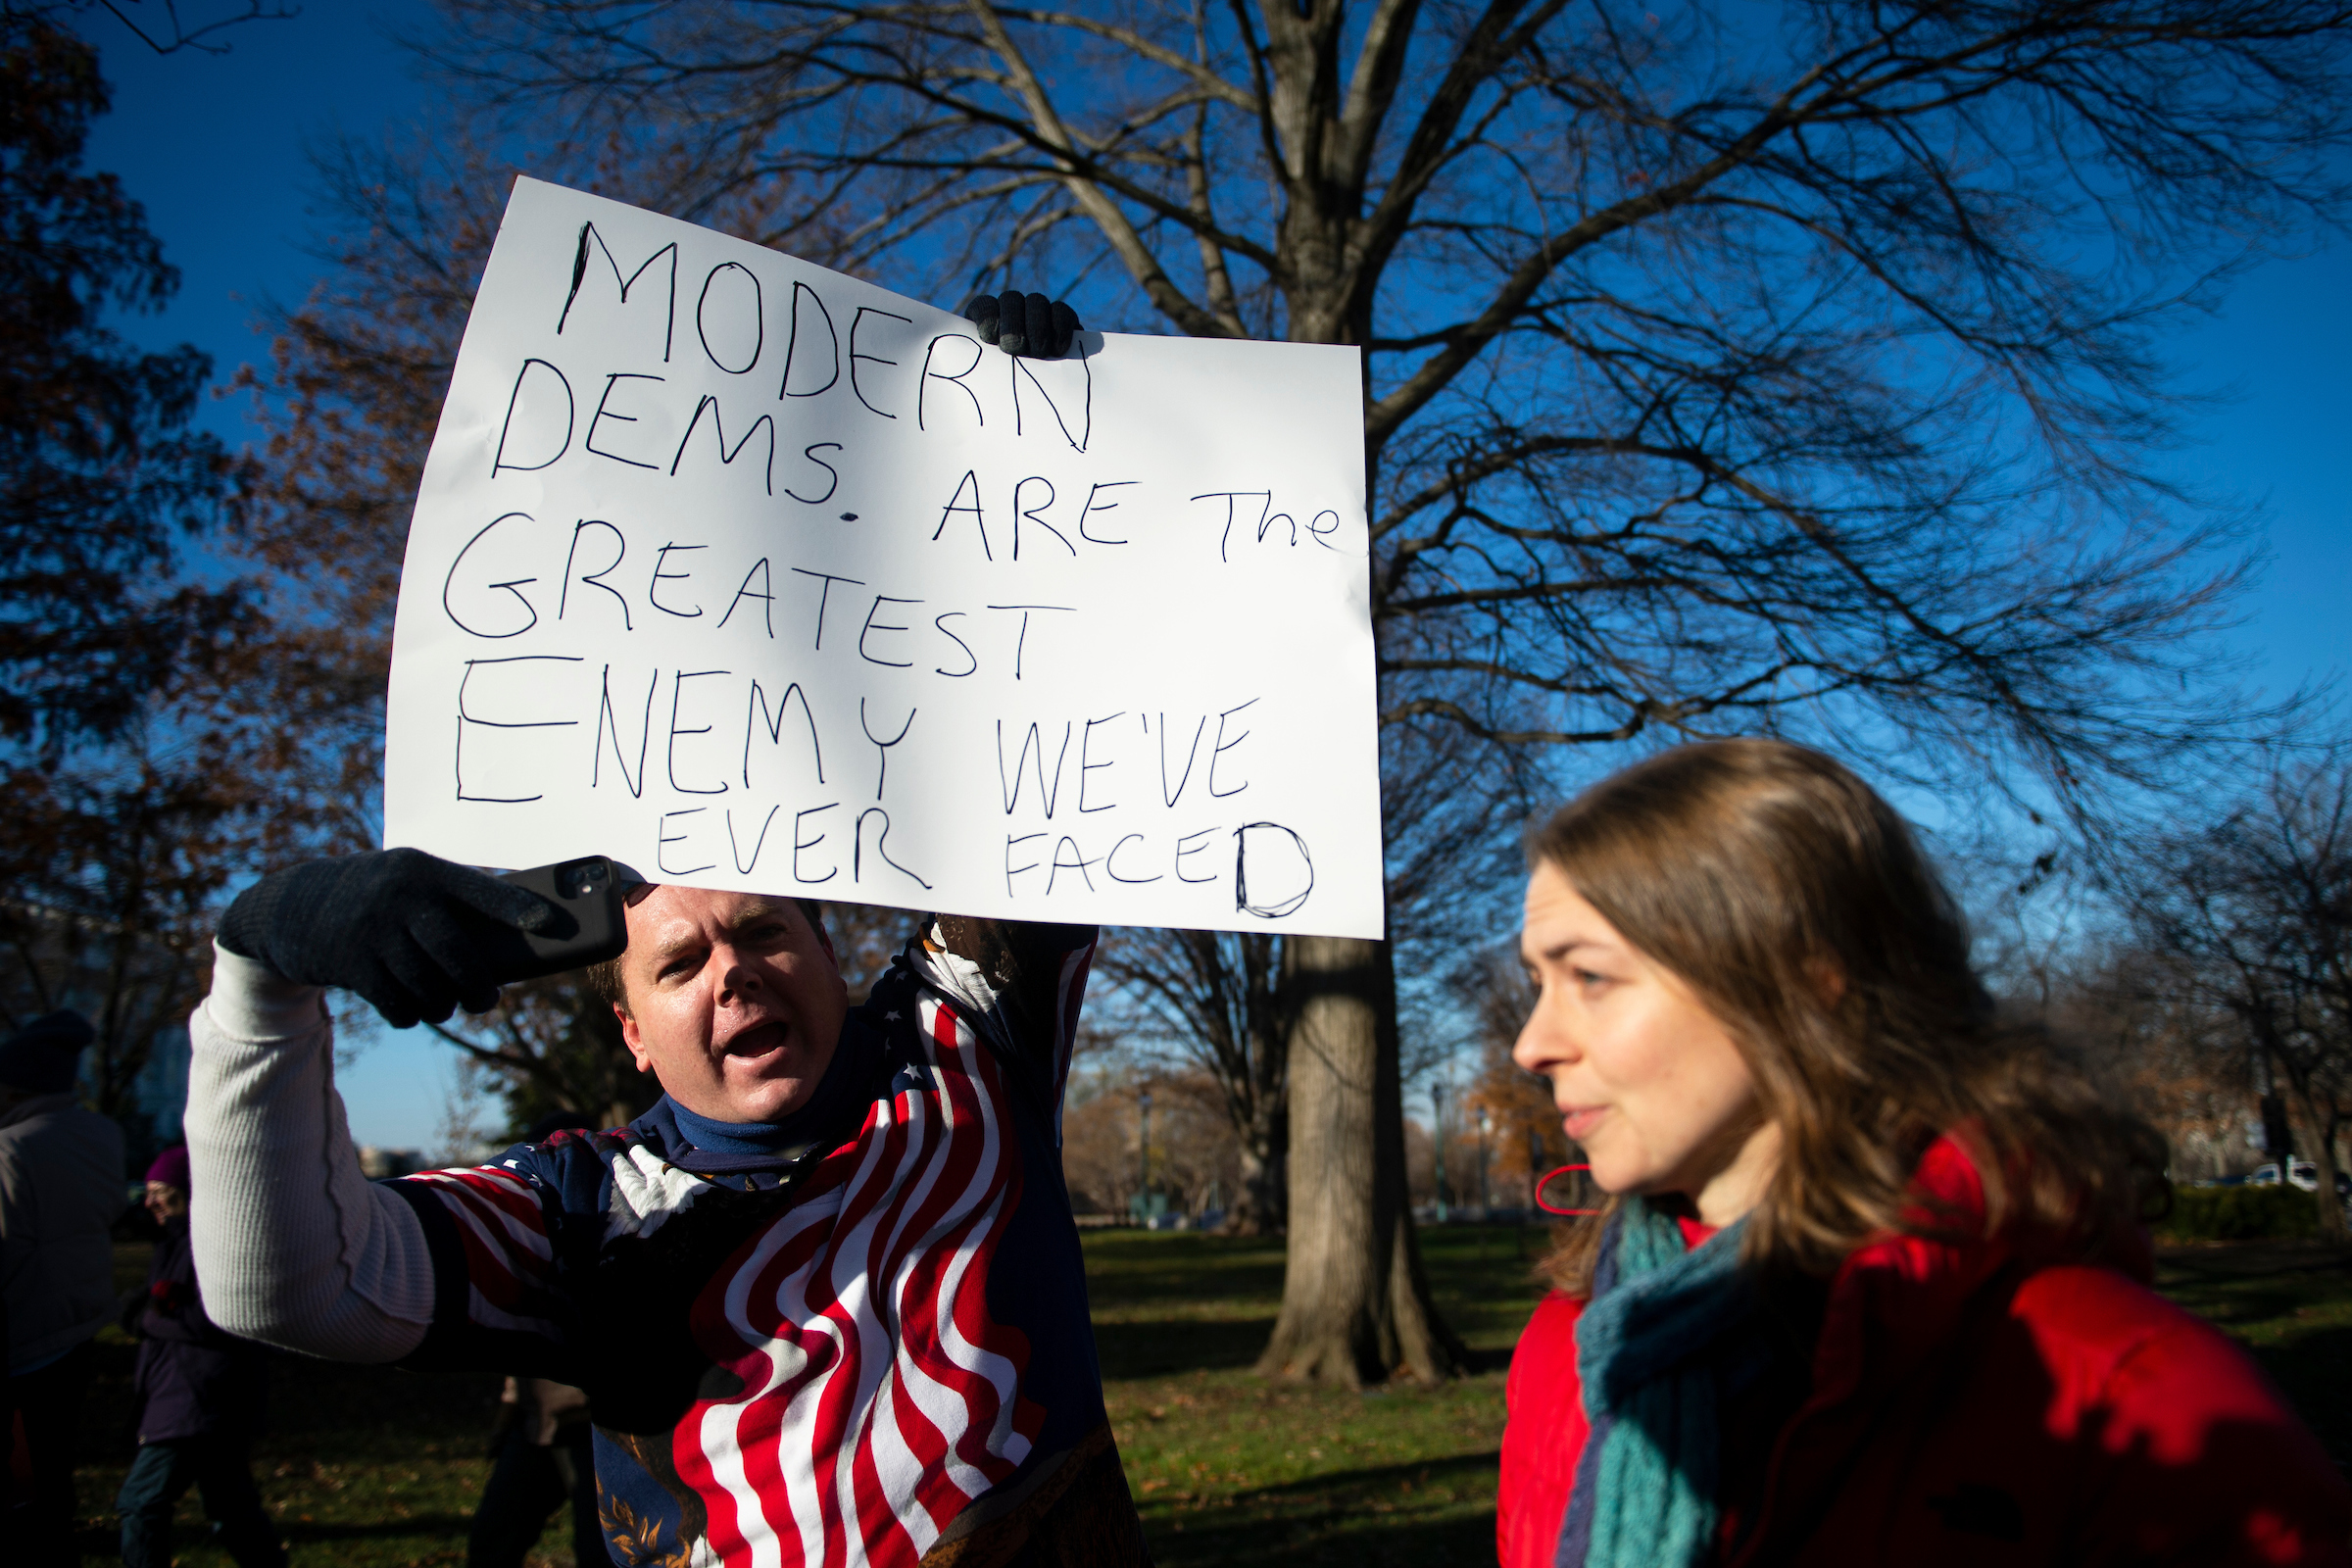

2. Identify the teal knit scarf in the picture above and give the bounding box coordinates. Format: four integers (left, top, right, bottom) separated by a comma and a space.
1556, 1200, 1762, 1568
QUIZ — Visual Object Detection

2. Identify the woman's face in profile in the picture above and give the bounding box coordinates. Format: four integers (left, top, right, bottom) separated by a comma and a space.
1513, 860, 1779, 1220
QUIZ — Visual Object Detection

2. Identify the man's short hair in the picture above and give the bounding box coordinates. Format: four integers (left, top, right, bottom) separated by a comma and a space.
586, 896, 827, 1015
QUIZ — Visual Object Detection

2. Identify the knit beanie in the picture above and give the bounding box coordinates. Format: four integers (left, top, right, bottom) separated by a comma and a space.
147, 1145, 192, 1192
0, 1009, 95, 1094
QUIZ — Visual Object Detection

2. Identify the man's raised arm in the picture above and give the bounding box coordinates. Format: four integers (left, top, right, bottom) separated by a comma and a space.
914, 915, 1099, 1120
185, 849, 555, 1361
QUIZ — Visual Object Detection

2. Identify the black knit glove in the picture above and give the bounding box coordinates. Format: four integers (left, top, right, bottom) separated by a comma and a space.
217, 848, 557, 1029
960, 291, 1083, 358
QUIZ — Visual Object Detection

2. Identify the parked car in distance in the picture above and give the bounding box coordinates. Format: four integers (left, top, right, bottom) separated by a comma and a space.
2245, 1161, 2352, 1195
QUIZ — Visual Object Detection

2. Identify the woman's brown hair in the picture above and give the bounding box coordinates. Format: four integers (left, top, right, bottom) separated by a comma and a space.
1532, 738, 2166, 1296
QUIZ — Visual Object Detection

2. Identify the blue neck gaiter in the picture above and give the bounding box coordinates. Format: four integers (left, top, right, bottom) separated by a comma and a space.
648, 1016, 872, 1174
667, 1098, 799, 1155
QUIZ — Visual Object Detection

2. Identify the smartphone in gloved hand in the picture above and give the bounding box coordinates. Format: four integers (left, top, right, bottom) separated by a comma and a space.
491, 856, 640, 979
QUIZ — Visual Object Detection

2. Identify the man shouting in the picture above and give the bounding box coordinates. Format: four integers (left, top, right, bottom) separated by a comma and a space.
183, 848, 1145, 1568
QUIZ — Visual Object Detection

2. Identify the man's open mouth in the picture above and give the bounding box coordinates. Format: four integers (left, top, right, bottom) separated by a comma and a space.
720, 1019, 790, 1062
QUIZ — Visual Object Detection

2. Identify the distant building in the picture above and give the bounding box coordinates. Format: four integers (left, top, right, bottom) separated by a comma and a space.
357, 1147, 428, 1179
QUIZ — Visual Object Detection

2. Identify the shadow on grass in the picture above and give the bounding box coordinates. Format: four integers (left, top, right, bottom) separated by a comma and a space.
1142, 1450, 1501, 1568
1081, 1232, 1291, 1310
1094, 1316, 1277, 1377
1079, 1224, 1556, 1362
75, 1514, 480, 1558
281, 1514, 477, 1542
1150, 1509, 1498, 1568
1095, 1318, 1516, 1380
1457, 1345, 1516, 1375
1226, 1447, 1502, 1499
2244, 1324, 2352, 1463
2156, 1240, 2352, 1278
2152, 1240, 2352, 1471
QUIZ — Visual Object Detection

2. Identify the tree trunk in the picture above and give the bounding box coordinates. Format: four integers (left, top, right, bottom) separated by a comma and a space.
1256, 935, 1466, 1386
1227, 1091, 1288, 1236
2285, 1082, 2351, 1241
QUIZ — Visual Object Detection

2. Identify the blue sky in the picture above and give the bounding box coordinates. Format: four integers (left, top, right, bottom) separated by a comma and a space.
73, 4, 2352, 1146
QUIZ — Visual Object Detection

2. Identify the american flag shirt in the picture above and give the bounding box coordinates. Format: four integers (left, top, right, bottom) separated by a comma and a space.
380, 919, 1145, 1568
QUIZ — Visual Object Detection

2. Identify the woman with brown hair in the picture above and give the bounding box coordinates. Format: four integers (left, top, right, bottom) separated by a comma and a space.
1497, 739, 2349, 1568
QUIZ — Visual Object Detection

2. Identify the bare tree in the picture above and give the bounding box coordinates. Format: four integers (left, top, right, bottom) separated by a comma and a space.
2127, 754, 2352, 1238
270, 0, 2351, 1381
1092, 705, 1533, 1241
1454, 942, 1570, 1208
1094, 928, 1291, 1231
0, 739, 258, 1126
59, 0, 294, 56
1060, 1067, 1242, 1218
426, 974, 653, 1134
432, 1053, 500, 1165
2011, 937, 2272, 1186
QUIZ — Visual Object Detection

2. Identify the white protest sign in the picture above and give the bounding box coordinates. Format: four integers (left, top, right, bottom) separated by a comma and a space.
384, 176, 1382, 938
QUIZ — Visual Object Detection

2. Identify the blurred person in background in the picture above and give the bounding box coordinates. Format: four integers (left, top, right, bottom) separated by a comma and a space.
471, 1373, 612, 1568
0, 1007, 122, 1567
467, 1110, 612, 1568
116, 1144, 284, 1568
1498, 739, 2351, 1568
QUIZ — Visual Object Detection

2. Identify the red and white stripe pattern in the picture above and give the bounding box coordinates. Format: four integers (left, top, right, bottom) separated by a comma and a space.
406, 1163, 564, 1340
677, 990, 1045, 1568
403, 935, 1083, 1568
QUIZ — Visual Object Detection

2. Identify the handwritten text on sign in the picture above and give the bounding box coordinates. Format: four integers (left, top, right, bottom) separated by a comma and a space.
382, 178, 1382, 937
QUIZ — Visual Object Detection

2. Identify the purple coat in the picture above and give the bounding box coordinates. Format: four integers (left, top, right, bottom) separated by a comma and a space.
131, 1217, 268, 1443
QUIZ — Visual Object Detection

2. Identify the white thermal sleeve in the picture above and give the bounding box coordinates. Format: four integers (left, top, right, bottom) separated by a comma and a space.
185, 943, 436, 1362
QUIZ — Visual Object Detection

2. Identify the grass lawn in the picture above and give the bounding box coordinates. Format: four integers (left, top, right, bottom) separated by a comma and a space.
1086, 1224, 1547, 1567
63, 1226, 2352, 1567
2152, 1240, 2352, 1462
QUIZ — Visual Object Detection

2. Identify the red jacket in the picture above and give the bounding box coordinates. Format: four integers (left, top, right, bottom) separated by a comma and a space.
1499, 1137, 2352, 1567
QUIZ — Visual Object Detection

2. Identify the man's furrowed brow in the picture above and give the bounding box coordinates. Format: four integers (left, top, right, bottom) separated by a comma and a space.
647, 927, 709, 965
724, 900, 799, 936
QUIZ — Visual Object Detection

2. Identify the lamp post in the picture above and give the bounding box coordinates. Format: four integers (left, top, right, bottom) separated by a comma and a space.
1137, 1088, 1154, 1219
1477, 1106, 1492, 1217
1431, 1080, 1449, 1223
